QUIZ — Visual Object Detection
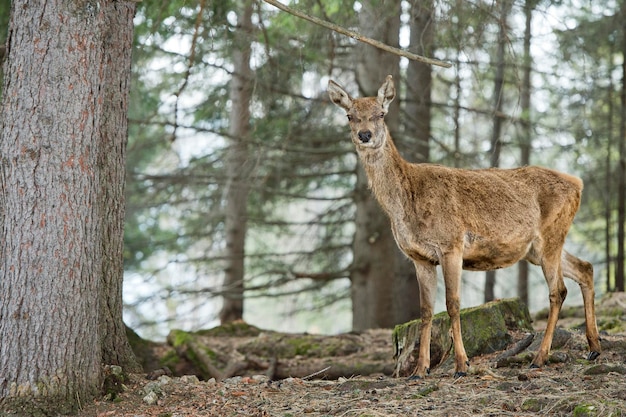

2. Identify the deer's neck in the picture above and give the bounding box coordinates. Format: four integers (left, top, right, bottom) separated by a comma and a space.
358, 131, 413, 210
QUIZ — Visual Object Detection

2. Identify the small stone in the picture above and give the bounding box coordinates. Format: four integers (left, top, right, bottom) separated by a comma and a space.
223, 376, 243, 384
180, 375, 200, 384
157, 375, 172, 385
142, 381, 162, 396
584, 364, 626, 375
143, 391, 159, 405
252, 375, 268, 383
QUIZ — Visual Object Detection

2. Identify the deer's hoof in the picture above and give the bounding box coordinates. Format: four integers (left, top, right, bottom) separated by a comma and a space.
407, 375, 423, 381
587, 351, 600, 361
453, 371, 467, 379
529, 363, 541, 369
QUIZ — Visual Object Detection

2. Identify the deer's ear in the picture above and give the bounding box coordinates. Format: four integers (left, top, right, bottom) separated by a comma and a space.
328, 80, 353, 111
376, 75, 395, 112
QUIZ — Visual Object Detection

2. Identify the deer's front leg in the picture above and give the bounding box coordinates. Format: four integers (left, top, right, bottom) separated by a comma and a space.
441, 249, 469, 378
410, 261, 437, 379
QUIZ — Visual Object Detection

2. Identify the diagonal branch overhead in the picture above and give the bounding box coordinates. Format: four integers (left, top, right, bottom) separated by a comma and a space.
261, 0, 452, 68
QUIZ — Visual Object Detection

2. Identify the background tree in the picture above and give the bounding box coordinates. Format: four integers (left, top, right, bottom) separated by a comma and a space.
484, 0, 512, 302
349, 0, 402, 330
220, 0, 255, 324
617, 1, 626, 292
516, 0, 536, 307
0, 0, 137, 413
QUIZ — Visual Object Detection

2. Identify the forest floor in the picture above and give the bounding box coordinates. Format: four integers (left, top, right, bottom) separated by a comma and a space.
79, 301, 626, 417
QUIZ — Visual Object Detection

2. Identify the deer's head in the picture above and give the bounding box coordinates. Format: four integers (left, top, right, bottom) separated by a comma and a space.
328, 75, 396, 151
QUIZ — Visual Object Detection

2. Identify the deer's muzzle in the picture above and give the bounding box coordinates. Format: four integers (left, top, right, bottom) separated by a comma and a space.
358, 130, 372, 143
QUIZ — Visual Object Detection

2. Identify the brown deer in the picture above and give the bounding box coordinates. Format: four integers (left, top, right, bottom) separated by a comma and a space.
328, 75, 601, 379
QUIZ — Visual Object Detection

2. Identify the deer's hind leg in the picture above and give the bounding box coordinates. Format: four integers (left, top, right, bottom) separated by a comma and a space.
410, 261, 437, 379
562, 250, 601, 359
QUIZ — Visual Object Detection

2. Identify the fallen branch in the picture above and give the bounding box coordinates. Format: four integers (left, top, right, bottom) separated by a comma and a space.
495, 333, 535, 368
261, 0, 452, 68
302, 366, 331, 380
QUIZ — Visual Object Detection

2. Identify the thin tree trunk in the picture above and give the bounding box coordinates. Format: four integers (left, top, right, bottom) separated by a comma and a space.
99, 0, 141, 371
616, 6, 626, 292
0, 0, 131, 412
517, 0, 533, 307
220, 0, 254, 323
605, 34, 615, 291
485, 0, 512, 303
351, 0, 400, 330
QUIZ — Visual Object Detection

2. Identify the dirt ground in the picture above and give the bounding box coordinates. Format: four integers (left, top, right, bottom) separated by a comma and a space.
79, 330, 626, 417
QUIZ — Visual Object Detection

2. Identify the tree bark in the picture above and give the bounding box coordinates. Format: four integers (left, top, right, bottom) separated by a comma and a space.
220, 0, 254, 323
98, 0, 141, 372
0, 0, 136, 413
616, 3, 626, 292
485, 0, 512, 303
351, 0, 401, 330
517, 0, 534, 307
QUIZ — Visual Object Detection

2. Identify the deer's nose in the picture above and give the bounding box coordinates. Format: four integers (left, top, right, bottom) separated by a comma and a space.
358, 130, 372, 143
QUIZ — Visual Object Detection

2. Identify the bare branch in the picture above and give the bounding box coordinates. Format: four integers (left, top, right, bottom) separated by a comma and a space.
261, 0, 452, 68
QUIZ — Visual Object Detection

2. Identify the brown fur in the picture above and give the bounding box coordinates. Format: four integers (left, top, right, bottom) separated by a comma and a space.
328, 75, 601, 378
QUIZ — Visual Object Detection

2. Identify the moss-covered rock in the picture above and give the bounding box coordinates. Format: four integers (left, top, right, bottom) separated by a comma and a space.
392, 298, 533, 377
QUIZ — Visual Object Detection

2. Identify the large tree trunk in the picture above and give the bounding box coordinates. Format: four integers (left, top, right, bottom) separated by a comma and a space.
351, 0, 401, 330
0, 0, 135, 413
220, 0, 254, 323
99, 0, 141, 372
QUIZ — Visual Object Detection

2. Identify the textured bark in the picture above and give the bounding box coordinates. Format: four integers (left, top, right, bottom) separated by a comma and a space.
517, 0, 534, 307
220, 0, 254, 324
0, 0, 136, 413
351, 0, 401, 330
98, 0, 140, 371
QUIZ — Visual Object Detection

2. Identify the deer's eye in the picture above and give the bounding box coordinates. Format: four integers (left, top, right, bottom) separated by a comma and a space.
347, 114, 354, 122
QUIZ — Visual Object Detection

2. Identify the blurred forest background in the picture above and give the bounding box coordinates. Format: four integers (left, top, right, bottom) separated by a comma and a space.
1, 0, 624, 341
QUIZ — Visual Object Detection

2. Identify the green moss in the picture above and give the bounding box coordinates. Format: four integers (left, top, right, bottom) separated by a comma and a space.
597, 317, 625, 334
196, 322, 262, 337
159, 349, 180, 368
168, 329, 194, 348
202, 347, 218, 361
413, 384, 438, 398
573, 404, 597, 417
521, 398, 545, 412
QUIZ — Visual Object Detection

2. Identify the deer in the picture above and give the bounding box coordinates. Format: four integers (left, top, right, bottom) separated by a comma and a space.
328, 75, 601, 379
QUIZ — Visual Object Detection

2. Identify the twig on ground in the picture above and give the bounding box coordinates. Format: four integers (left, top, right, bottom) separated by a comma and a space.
302, 366, 331, 380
